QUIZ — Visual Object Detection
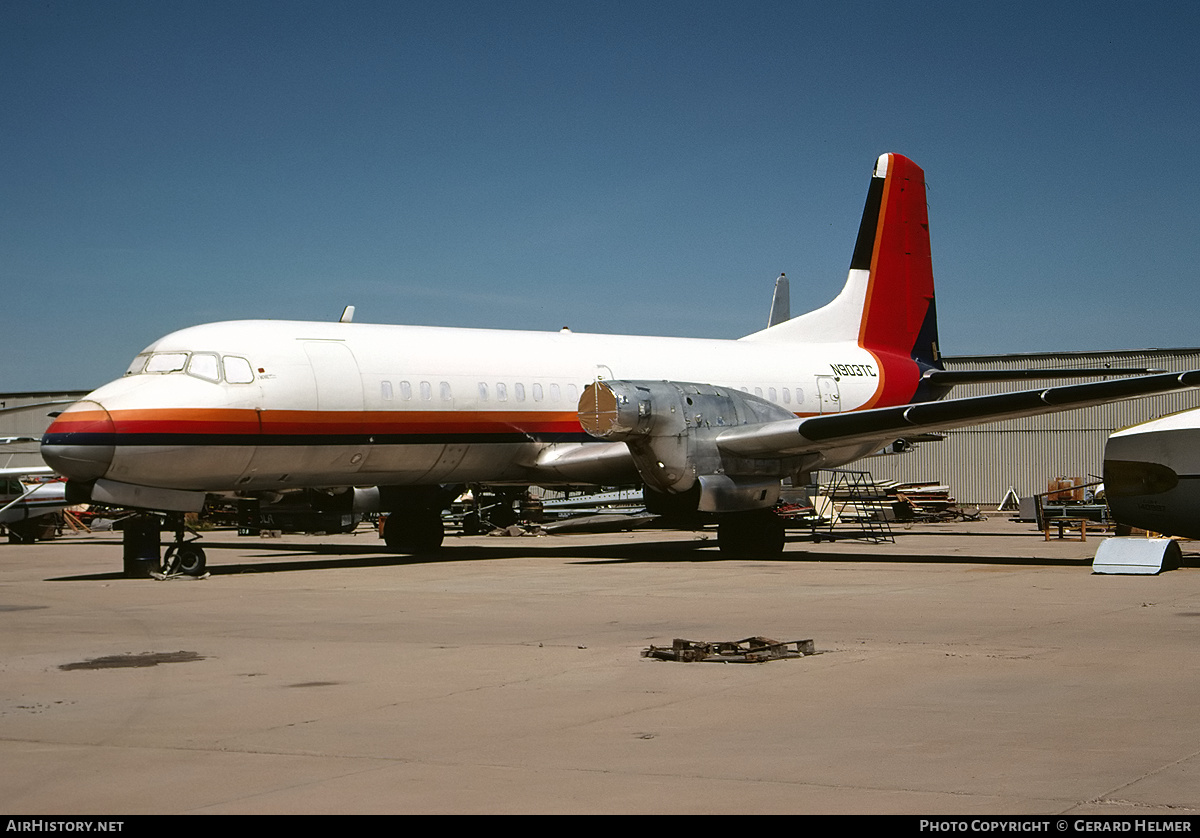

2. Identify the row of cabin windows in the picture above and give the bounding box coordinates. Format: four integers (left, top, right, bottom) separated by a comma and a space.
379, 381, 581, 404
742, 386, 807, 405
380, 381, 450, 402
125, 352, 256, 384
377, 380, 808, 407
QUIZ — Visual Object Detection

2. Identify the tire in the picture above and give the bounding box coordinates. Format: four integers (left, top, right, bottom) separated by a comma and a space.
462, 511, 483, 536
717, 510, 786, 556
165, 544, 207, 576
383, 510, 444, 554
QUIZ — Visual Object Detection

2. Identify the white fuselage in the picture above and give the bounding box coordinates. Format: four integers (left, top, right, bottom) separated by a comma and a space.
55, 319, 889, 494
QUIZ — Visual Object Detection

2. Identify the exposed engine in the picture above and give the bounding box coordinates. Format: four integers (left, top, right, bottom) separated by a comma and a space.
578, 380, 805, 513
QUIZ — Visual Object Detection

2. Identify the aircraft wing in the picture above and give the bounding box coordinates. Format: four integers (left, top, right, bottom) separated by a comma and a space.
0, 465, 56, 478
0, 399, 80, 415
716, 370, 1200, 458
574, 370, 1200, 515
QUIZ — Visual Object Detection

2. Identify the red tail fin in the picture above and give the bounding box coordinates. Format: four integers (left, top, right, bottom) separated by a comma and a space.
853, 153, 939, 367
740, 153, 942, 406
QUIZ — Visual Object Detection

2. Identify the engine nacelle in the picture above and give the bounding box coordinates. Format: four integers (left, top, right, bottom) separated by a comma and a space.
578, 380, 800, 512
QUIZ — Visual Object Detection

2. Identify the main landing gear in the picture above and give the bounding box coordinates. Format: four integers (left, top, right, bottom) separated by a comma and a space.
377, 485, 457, 555
121, 512, 207, 578
381, 507, 444, 554
717, 508, 786, 556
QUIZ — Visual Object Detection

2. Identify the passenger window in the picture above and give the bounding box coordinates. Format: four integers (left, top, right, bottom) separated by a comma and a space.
381, 381, 393, 401
187, 353, 221, 382
514, 383, 525, 402
478, 383, 489, 401
532, 383, 543, 402
496, 383, 508, 402
146, 353, 188, 373
399, 381, 412, 400
440, 382, 452, 401
567, 383, 578, 402
223, 356, 255, 384
550, 383, 561, 402
782, 388, 791, 404
419, 381, 432, 401
768, 387, 777, 402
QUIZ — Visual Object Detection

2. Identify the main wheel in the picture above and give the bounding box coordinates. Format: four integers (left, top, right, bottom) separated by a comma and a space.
462, 511, 483, 535
717, 510, 786, 556
383, 510, 445, 554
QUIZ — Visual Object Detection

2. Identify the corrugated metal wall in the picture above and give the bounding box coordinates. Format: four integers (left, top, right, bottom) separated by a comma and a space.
0, 391, 89, 470
869, 349, 1200, 505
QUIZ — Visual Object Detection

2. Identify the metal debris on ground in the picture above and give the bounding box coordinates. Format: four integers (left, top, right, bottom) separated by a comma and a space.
642, 636, 817, 663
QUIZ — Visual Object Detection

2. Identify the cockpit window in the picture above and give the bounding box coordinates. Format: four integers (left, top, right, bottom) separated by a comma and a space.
187, 353, 221, 383
223, 356, 255, 384
125, 354, 150, 376
144, 352, 188, 373
123, 351, 256, 384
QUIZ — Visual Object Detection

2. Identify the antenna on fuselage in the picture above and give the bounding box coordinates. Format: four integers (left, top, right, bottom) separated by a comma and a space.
766, 273, 790, 327
339, 305, 355, 323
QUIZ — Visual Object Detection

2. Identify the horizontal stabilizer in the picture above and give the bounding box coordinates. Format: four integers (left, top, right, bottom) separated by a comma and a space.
922, 368, 1163, 386
717, 370, 1200, 458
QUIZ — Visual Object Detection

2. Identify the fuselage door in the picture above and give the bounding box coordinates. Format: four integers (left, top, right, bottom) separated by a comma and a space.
300, 340, 366, 477
816, 375, 841, 414
302, 341, 364, 411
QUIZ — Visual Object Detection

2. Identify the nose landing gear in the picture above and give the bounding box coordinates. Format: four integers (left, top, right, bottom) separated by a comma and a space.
121, 512, 207, 578
161, 513, 207, 576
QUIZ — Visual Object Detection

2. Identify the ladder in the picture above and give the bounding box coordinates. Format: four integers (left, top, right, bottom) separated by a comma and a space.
811, 469, 895, 544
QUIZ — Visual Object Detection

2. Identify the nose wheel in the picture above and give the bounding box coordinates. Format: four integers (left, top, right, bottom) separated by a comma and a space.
120, 512, 207, 578
162, 513, 207, 576
163, 541, 207, 576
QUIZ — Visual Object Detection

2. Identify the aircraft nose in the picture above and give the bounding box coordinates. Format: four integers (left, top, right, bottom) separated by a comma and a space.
40, 400, 115, 481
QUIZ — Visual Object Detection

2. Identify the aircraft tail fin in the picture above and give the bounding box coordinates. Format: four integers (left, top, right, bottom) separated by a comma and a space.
766, 273, 790, 327
742, 153, 941, 371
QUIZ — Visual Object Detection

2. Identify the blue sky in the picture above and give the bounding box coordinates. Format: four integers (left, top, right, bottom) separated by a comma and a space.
3, 1, 1198, 392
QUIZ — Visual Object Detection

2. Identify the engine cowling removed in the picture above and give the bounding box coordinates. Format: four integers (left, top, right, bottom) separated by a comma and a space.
578, 380, 802, 513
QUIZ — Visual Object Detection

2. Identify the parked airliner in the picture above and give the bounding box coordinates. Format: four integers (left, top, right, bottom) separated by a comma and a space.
0, 466, 69, 543
41, 154, 1200, 572
1104, 407, 1200, 539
